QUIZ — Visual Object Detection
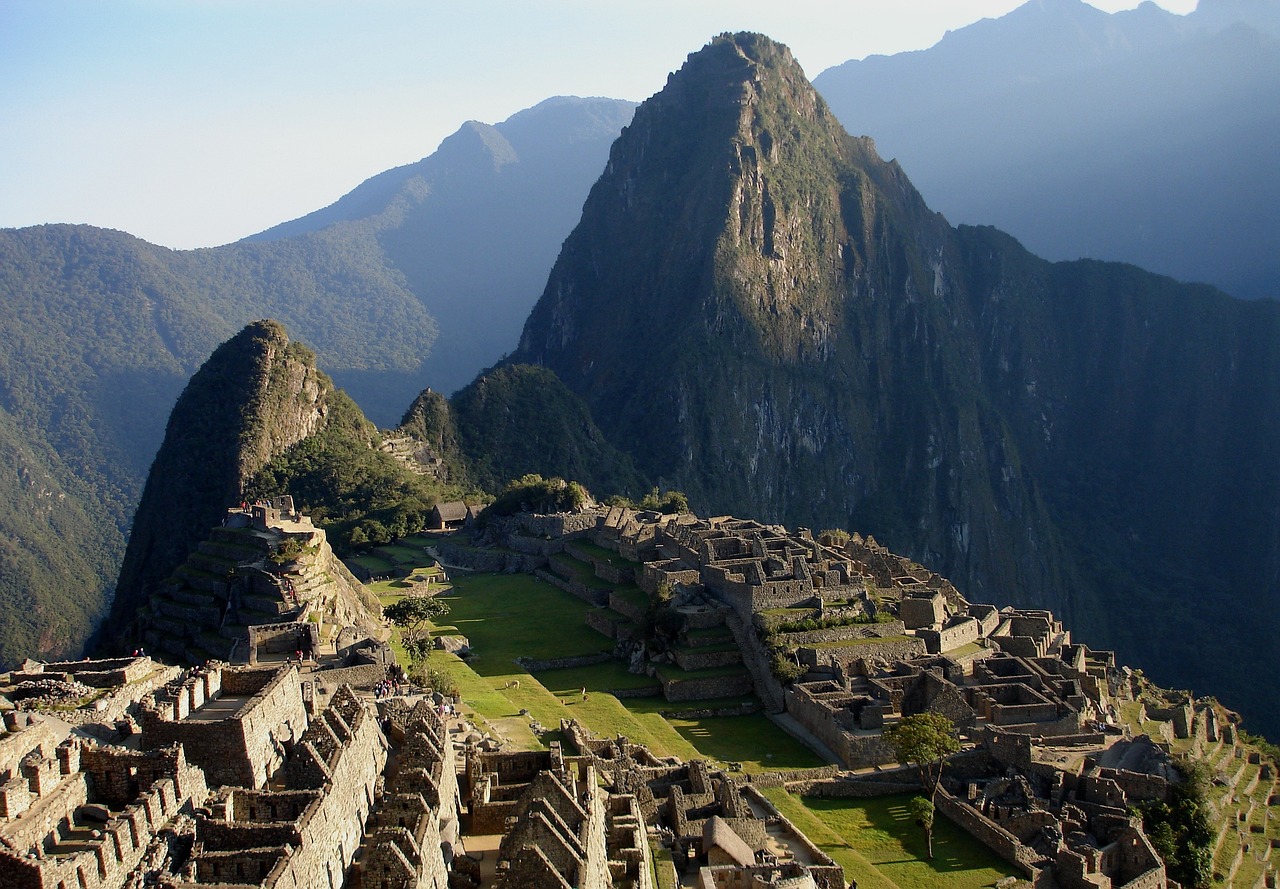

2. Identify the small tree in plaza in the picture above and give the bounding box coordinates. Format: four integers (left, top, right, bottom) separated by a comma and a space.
883, 712, 961, 799
384, 595, 450, 633
908, 794, 937, 858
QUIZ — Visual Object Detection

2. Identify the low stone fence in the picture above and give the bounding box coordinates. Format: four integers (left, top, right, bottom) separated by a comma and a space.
785, 766, 918, 796
536, 569, 609, 606
737, 765, 841, 789
517, 653, 615, 672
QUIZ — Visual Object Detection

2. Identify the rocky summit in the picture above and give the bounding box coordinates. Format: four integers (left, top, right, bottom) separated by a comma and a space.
511, 33, 1280, 736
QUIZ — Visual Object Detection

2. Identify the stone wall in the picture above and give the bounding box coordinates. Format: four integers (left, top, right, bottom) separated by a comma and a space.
639, 562, 702, 596
608, 590, 648, 623
660, 671, 753, 702
917, 617, 981, 654
0, 742, 209, 889
798, 636, 926, 669
437, 541, 540, 574
142, 665, 307, 789
673, 647, 741, 672
585, 608, 638, 642
312, 663, 388, 691
191, 686, 387, 889
0, 712, 61, 783
768, 620, 908, 646
933, 787, 1045, 877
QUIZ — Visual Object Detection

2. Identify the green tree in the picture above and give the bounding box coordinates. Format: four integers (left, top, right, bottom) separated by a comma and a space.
1136, 759, 1213, 888
908, 794, 937, 858
884, 713, 961, 798
384, 596, 450, 633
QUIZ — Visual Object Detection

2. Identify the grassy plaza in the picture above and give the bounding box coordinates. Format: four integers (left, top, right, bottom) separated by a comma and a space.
372, 547, 1020, 888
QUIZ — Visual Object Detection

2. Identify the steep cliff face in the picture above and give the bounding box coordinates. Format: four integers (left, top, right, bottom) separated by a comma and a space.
511, 33, 1280, 734
105, 321, 332, 643
514, 32, 1069, 610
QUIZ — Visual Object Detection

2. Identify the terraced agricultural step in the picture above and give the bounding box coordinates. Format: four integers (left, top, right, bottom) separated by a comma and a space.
187, 551, 237, 573
239, 594, 291, 617
198, 539, 266, 562
174, 566, 229, 595
153, 597, 220, 626
169, 587, 219, 608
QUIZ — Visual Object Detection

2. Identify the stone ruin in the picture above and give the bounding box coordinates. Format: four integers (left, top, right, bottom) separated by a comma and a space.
139, 495, 383, 667
473, 504, 1253, 888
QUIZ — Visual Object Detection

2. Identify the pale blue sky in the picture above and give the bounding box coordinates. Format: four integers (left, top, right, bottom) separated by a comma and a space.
0, 0, 1196, 249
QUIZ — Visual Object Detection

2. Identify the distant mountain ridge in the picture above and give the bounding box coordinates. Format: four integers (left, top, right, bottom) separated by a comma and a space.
511, 32, 1280, 736
814, 0, 1280, 300
0, 97, 634, 670
247, 95, 637, 409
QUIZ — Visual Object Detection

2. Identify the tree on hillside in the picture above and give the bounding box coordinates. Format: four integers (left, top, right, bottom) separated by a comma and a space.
384, 596, 450, 633
884, 712, 961, 800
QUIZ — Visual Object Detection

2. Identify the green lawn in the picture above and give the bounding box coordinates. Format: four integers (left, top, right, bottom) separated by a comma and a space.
654, 710, 825, 771
438, 573, 612, 672
374, 544, 430, 564
371, 571, 828, 773
761, 789, 1021, 889
399, 535, 438, 547
655, 663, 749, 681
535, 661, 662, 695
350, 554, 395, 574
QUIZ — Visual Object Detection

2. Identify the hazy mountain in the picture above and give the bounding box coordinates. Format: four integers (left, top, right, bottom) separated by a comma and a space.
248, 96, 638, 411
511, 32, 1280, 735
0, 96, 634, 668
813, 0, 1280, 300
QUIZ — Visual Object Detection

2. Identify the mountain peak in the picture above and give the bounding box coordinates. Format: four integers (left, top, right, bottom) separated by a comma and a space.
105, 320, 332, 643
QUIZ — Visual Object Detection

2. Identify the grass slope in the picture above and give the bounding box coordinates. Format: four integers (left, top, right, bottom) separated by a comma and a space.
761, 788, 1020, 889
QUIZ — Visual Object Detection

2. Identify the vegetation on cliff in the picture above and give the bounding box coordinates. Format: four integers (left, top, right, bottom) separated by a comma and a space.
245, 388, 465, 549
1135, 760, 1214, 888
397, 364, 646, 503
